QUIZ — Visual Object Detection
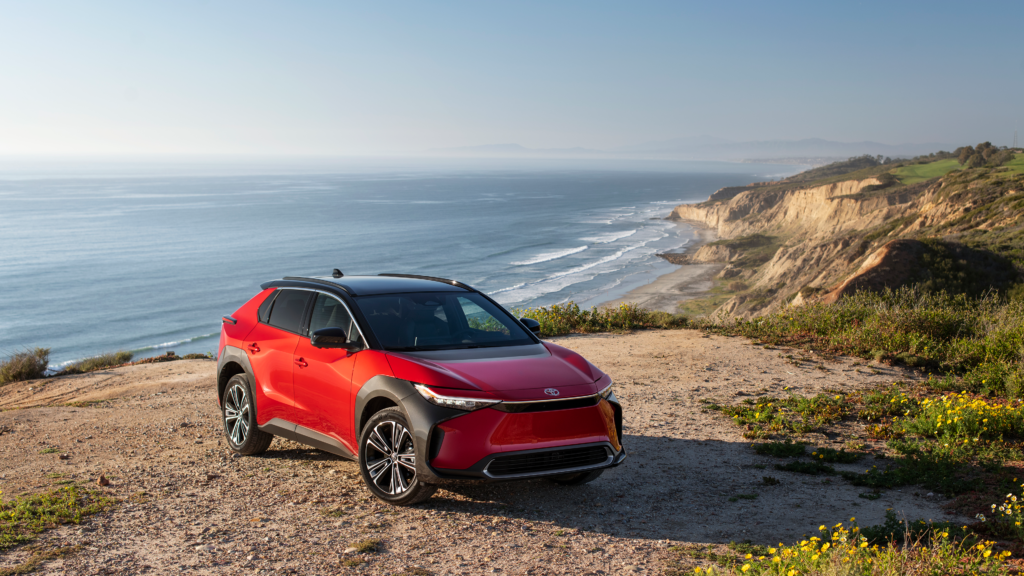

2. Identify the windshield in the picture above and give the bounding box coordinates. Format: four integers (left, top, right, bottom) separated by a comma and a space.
354, 292, 534, 351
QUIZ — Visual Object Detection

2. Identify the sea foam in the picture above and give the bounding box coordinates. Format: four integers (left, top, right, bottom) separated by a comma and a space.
511, 246, 588, 266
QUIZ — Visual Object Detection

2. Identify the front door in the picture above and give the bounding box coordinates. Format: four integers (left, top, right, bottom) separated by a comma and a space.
293, 293, 361, 453
244, 288, 312, 424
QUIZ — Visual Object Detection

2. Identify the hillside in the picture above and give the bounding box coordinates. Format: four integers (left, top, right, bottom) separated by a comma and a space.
671, 145, 1024, 317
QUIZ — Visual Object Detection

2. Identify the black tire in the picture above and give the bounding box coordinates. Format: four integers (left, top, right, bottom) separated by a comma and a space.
221, 374, 273, 455
548, 469, 604, 486
358, 407, 436, 506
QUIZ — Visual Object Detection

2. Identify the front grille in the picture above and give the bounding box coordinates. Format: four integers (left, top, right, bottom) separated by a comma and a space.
492, 395, 599, 413
486, 446, 610, 477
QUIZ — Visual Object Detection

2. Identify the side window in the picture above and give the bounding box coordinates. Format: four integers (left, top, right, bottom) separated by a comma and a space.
309, 293, 359, 343
258, 290, 279, 324
267, 289, 312, 334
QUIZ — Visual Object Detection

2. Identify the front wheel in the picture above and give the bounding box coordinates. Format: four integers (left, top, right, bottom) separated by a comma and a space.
358, 407, 436, 506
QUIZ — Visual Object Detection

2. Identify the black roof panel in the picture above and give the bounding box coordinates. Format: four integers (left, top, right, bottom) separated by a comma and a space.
270, 275, 470, 296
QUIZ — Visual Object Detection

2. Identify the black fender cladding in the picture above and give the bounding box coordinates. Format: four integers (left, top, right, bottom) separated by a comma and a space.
354, 375, 465, 484
216, 345, 257, 408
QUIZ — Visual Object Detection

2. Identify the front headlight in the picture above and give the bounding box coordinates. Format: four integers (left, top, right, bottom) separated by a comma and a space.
598, 381, 614, 400
414, 384, 502, 412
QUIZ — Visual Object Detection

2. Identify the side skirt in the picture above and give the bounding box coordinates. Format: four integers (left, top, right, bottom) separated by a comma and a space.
259, 418, 355, 460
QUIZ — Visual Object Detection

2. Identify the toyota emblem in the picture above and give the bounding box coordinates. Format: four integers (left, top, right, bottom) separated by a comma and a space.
544, 388, 560, 397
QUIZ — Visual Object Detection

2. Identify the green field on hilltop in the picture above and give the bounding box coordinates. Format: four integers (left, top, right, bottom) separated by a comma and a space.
1003, 152, 1024, 174
891, 158, 961, 185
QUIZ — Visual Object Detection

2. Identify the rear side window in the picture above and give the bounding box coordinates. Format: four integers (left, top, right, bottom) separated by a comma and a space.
267, 289, 312, 334
257, 290, 279, 323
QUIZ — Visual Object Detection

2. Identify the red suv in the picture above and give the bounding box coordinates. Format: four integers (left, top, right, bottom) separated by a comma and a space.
217, 273, 625, 505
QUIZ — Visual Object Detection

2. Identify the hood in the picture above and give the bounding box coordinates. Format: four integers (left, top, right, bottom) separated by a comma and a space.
385, 342, 605, 401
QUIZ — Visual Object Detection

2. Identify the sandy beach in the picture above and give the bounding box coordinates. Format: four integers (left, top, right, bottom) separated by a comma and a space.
601, 224, 720, 312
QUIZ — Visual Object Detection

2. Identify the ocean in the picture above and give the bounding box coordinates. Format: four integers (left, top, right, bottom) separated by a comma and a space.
0, 157, 796, 367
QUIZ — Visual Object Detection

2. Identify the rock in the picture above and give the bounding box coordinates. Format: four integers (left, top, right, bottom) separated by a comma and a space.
59, 454, 70, 460
97, 474, 110, 486
195, 544, 215, 552
206, 473, 221, 481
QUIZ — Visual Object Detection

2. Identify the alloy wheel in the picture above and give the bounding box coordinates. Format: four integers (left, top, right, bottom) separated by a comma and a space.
364, 421, 417, 495
224, 383, 250, 446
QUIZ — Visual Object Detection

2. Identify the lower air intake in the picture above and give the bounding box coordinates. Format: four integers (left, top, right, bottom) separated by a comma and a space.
486, 446, 610, 477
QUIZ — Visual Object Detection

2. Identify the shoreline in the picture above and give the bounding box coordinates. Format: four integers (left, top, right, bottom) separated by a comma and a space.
599, 218, 720, 313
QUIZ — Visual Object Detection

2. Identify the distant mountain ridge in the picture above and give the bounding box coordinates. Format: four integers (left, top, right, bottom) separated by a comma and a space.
426, 137, 954, 162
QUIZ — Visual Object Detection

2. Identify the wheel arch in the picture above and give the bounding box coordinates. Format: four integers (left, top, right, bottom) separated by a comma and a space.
216, 345, 256, 408
354, 375, 415, 434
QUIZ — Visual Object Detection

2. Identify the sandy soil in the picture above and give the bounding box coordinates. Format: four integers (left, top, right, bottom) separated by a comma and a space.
0, 331, 962, 575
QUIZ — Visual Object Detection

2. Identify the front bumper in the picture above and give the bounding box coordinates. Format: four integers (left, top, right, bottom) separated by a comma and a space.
407, 391, 625, 484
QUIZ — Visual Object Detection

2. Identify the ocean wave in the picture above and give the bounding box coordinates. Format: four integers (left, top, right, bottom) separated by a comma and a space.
580, 230, 637, 244
131, 332, 220, 352
493, 238, 663, 304
511, 246, 588, 266
45, 330, 219, 370
490, 282, 525, 294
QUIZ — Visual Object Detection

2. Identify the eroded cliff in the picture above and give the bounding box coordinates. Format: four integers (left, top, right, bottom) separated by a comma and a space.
670, 155, 1024, 317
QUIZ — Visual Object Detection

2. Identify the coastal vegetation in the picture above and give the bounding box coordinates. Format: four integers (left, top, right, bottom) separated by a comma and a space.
696, 287, 1024, 397
515, 301, 686, 336
0, 349, 211, 385
0, 485, 115, 551
0, 348, 49, 385
57, 351, 133, 375
677, 522, 1009, 575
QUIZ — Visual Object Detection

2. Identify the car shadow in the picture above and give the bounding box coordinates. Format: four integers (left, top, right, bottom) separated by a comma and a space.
419, 433, 960, 545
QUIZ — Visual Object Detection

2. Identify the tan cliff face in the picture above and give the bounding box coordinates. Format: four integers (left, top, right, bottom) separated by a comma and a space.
673, 178, 886, 240
670, 177, 954, 317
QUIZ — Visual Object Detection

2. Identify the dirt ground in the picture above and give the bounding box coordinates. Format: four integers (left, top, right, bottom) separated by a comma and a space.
0, 330, 962, 575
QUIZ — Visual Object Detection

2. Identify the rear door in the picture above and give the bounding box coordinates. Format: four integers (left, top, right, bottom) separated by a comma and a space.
245, 288, 312, 425
293, 292, 361, 450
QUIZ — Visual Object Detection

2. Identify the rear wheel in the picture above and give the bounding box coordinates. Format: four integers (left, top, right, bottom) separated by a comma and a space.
222, 374, 273, 455
358, 407, 436, 506
548, 469, 604, 485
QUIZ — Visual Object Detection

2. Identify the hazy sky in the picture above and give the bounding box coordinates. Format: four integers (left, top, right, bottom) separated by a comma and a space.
2, 1, 1022, 155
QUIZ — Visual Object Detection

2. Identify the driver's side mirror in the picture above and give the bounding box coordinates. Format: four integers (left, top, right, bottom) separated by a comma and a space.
311, 327, 360, 351
520, 317, 541, 334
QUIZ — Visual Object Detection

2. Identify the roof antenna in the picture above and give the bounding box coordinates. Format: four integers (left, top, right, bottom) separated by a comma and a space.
332, 269, 344, 278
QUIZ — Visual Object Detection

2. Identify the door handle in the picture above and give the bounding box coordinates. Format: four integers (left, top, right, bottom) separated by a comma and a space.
248, 343, 260, 353
294, 358, 308, 368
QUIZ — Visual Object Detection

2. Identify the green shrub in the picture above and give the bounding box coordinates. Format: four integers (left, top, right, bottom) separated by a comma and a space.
0, 485, 116, 551
514, 301, 686, 337
693, 287, 1024, 398
774, 461, 835, 475
0, 348, 50, 384
811, 447, 862, 463
60, 351, 133, 375
752, 440, 806, 458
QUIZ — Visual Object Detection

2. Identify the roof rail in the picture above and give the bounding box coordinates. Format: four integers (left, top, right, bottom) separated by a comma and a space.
280, 276, 354, 295
377, 273, 476, 292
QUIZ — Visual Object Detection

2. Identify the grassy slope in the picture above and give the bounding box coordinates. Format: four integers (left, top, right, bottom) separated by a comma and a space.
891, 158, 962, 184
1003, 152, 1024, 174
